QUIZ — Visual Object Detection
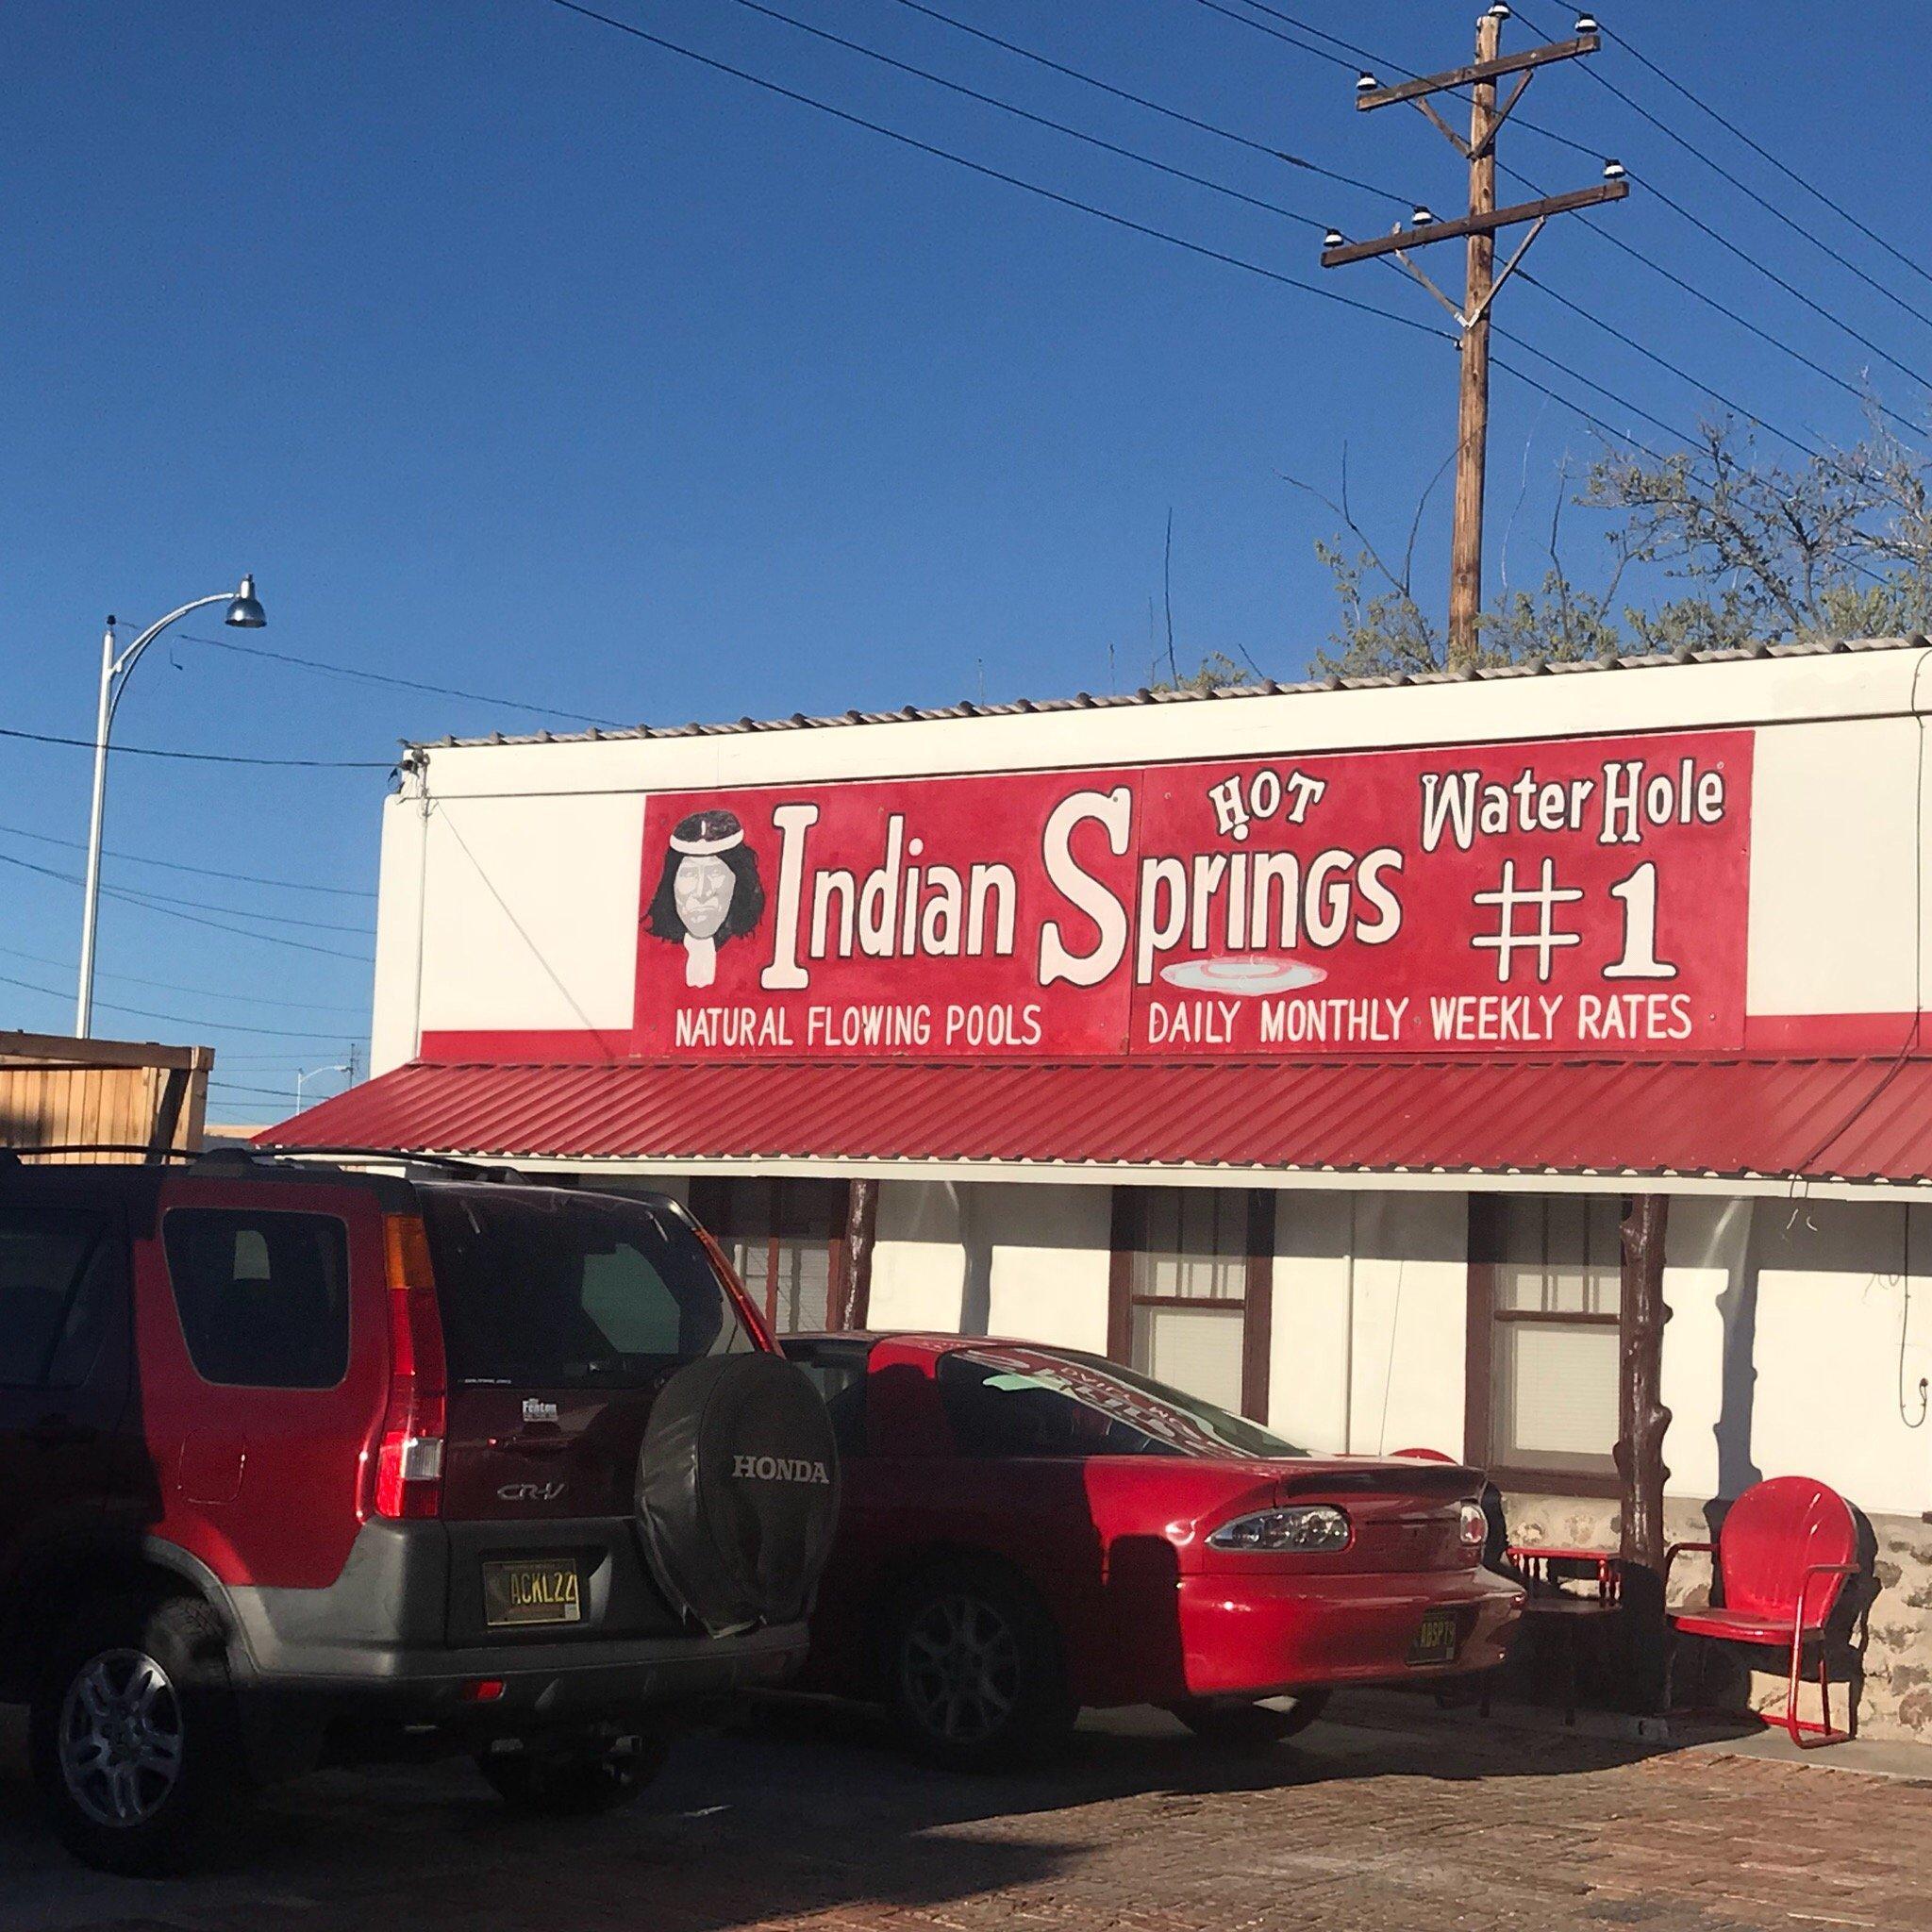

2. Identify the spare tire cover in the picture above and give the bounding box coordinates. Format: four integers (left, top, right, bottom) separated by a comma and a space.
636, 1353, 841, 1637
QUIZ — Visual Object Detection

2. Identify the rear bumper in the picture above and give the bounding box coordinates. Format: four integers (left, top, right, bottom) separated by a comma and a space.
1174, 1566, 1524, 1700
188, 1520, 808, 1743
227, 1624, 808, 1784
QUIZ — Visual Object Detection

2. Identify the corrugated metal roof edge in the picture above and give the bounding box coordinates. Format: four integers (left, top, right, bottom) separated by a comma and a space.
246, 1142, 1926, 1191
404, 634, 1932, 755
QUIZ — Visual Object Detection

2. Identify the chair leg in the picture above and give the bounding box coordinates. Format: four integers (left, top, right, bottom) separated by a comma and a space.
1777, 1635, 1850, 1749
1783, 1624, 1806, 1743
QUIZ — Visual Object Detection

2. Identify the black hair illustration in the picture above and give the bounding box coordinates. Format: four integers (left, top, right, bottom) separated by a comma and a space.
644, 808, 767, 947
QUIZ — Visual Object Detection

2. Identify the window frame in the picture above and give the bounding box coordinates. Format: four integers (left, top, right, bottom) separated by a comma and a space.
688, 1176, 858, 1335
0, 1200, 122, 1393
161, 1205, 354, 1394
1464, 1193, 1627, 1497
1107, 1187, 1274, 1422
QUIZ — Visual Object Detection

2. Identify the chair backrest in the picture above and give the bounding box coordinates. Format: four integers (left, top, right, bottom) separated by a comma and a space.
1716, 1475, 1858, 1623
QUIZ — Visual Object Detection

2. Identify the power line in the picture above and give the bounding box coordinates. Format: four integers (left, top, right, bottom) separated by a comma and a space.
1494, 330, 1702, 453
0, 723, 391, 770
0, 969, 369, 1041
1222, 0, 1932, 404
877, 0, 1414, 209
0, 852, 375, 963
1515, 271, 1842, 467
1490, 354, 1668, 465
542, 0, 1455, 347
1323, 10, 1626, 661
1621, 168, 1932, 398
1527, 203, 1924, 438
1220, 0, 1419, 80
725, 0, 1331, 232
1487, 125, 1932, 393
1507, 0, 1932, 328
0, 820, 375, 899
0, 838, 375, 935
209, 1080, 315, 1106
1607, 25, 1932, 298
0, 940, 370, 1015
177, 633, 625, 729
1187, 0, 1364, 76
541, 0, 1720, 479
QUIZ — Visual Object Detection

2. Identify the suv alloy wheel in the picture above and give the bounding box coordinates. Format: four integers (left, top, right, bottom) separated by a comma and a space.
29, 1594, 247, 1875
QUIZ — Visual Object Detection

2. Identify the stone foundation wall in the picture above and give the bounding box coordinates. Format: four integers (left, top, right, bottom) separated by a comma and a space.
1501, 1491, 1932, 1743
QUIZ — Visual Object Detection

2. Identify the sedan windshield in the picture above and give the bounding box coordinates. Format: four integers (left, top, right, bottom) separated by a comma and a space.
938, 1345, 1308, 1459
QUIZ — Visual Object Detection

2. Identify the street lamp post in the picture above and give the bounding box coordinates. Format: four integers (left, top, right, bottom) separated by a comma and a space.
295, 1058, 353, 1111
75, 575, 267, 1037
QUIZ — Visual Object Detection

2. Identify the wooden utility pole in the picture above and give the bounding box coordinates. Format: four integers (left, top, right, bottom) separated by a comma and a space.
1322, 6, 1627, 668
1453, 8, 1502, 665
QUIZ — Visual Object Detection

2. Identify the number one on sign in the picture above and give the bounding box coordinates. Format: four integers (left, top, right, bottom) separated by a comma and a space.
1605, 862, 1678, 980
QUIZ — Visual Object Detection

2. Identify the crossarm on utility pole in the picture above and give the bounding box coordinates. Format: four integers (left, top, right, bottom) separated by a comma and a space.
1320, 181, 1626, 267
1356, 32, 1600, 110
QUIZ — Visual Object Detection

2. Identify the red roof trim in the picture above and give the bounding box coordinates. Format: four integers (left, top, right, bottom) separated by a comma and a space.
260, 1053, 1932, 1187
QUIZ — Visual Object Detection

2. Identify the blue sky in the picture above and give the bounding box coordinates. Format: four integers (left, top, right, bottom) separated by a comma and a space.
5, 2, 1929, 1121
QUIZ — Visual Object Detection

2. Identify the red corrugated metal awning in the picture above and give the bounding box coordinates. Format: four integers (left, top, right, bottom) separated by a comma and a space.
258, 1054, 1932, 1186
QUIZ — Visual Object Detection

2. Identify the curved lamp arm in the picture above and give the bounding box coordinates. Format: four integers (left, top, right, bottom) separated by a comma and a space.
105, 591, 238, 728
76, 575, 264, 1037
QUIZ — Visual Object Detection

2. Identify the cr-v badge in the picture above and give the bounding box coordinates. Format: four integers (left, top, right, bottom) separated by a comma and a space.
498, 1480, 568, 1503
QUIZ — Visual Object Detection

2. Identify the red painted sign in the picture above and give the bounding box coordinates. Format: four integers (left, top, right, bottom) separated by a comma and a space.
632, 730, 1753, 1058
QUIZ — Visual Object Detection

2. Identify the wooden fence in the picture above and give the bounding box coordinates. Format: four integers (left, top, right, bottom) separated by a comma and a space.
0, 1030, 211, 1160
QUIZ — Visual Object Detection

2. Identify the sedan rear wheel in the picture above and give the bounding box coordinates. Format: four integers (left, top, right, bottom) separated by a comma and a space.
1169, 1690, 1331, 1747
888, 1564, 1073, 1771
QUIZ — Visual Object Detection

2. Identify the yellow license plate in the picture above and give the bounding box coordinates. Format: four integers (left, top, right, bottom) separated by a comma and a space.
483, 1558, 582, 1628
1407, 1608, 1458, 1666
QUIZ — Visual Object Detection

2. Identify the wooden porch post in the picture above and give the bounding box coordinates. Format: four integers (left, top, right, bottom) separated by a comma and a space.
1615, 1193, 1672, 1572
838, 1177, 879, 1330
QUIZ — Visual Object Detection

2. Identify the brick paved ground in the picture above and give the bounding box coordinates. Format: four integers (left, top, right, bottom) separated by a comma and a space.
3, 1697, 1928, 1932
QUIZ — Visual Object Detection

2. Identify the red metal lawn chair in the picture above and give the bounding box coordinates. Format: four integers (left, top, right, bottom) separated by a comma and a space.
1665, 1475, 1861, 1748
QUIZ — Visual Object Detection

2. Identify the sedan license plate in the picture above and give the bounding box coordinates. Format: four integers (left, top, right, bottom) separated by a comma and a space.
483, 1557, 582, 1629
1407, 1607, 1459, 1666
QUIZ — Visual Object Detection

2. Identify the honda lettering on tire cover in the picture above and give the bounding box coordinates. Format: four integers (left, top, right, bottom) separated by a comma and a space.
634, 1354, 841, 1637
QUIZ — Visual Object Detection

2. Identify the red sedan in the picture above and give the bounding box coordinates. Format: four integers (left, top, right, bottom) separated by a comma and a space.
780, 1333, 1524, 1767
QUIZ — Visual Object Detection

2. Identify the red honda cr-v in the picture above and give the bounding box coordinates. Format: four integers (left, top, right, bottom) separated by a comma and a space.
0, 1149, 839, 1874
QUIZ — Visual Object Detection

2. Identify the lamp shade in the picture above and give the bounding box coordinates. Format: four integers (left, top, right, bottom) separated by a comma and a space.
225, 574, 266, 628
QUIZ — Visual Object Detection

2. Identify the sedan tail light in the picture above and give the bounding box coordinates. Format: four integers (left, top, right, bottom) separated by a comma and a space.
1459, 1501, 1489, 1548
1208, 1505, 1352, 1553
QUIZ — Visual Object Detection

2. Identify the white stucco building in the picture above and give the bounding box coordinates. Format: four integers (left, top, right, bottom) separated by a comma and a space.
272, 637, 1932, 1737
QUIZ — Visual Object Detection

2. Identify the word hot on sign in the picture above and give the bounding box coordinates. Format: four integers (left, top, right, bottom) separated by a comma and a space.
631, 732, 1751, 1060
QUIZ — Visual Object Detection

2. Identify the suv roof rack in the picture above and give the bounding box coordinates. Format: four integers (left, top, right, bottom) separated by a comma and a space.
200, 1144, 535, 1183
1, 1143, 198, 1166
2, 1143, 538, 1185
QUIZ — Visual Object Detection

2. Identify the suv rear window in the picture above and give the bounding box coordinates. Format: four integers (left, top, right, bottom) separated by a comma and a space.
164, 1208, 351, 1390
420, 1186, 751, 1390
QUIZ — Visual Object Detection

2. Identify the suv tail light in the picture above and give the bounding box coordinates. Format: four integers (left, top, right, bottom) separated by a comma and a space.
371, 1214, 448, 1522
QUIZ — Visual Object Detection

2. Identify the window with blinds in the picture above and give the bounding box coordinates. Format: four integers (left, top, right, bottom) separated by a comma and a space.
1482, 1195, 1624, 1479
1119, 1189, 1261, 1420
687, 1177, 849, 1334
